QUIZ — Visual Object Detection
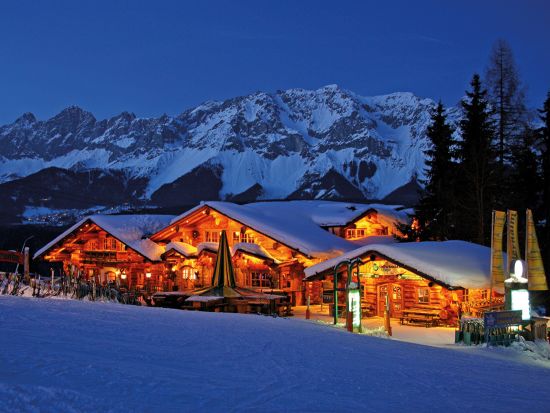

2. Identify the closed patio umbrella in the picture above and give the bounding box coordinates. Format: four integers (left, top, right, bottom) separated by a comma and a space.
211, 230, 236, 289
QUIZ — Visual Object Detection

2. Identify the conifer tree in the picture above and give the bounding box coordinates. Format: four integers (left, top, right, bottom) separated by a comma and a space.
455, 74, 497, 245
508, 124, 540, 212
485, 39, 526, 168
414, 102, 456, 240
539, 92, 550, 266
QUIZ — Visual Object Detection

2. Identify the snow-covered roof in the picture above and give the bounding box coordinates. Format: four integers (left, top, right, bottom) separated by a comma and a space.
34, 214, 175, 262
231, 242, 281, 264
197, 242, 219, 254
241, 200, 410, 227
163, 241, 198, 258
349, 235, 397, 247
168, 201, 401, 258
304, 240, 493, 290
171, 200, 409, 228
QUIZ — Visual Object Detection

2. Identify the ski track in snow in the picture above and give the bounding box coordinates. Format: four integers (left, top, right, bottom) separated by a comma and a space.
0, 296, 549, 413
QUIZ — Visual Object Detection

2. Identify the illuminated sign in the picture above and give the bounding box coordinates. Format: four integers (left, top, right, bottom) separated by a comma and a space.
372, 262, 399, 272
511, 289, 530, 320
348, 289, 361, 329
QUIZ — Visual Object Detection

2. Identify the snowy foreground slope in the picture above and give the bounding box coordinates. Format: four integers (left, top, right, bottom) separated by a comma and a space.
1, 297, 549, 413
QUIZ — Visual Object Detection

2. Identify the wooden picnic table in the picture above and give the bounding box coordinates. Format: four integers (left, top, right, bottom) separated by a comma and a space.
401, 308, 441, 327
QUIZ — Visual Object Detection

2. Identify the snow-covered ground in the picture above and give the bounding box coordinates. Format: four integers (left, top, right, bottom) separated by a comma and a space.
1, 296, 549, 413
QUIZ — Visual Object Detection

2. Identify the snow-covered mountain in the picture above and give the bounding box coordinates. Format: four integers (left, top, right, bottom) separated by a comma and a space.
0, 85, 456, 223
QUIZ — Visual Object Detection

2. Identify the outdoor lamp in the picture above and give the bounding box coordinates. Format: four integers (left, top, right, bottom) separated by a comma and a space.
513, 260, 525, 279
146, 272, 152, 278
121, 272, 127, 280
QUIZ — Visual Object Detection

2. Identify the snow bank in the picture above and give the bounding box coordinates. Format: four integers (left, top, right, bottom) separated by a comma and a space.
0, 296, 549, 412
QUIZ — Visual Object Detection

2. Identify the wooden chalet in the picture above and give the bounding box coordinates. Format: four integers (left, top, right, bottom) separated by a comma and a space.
33, 215, 174, 291
34, 200, 411, 305
305, 240, 504, 325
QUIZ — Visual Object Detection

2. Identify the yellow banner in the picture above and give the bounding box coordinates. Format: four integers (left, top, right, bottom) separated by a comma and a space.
506, 210, 521, 273
526, 209, 548, 291
491, 210, 506, 292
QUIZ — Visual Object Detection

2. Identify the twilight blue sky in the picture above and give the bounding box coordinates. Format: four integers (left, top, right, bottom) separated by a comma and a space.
1, 0, 549, 124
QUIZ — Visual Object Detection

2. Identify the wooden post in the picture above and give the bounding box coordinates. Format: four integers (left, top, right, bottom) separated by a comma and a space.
384, 294, 392, 336
346, 308, 353, 332
23, 247, 30, 283
305, 295, 311, 319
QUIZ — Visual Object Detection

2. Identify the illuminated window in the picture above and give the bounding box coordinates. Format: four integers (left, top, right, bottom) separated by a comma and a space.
111, 239, 118, 250
182, 267, 192, 280
418, 287, 430, 304
251, 272, 271, 288
232, 232, 255, 243
481, 289, 488, 300
346, 228, 366, 239
205, 231, 220, 243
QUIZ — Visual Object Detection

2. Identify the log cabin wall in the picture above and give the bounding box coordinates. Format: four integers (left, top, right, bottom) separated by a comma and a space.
360, 257, 461, 324
307, 253, 472, 325
42, 222, 167, 292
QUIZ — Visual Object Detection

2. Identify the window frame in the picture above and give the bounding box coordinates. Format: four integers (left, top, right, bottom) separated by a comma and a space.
251, 272, 271, 288
417, 287, 430, 304
205, 230, 220, 243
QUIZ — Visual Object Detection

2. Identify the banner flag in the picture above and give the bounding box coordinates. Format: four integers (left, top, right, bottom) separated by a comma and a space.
506, 210, 521, 274
526, 209, 548, 291
491, 210, 506, 293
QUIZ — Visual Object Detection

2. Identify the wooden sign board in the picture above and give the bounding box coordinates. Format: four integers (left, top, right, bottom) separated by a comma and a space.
484, 310, 522, 329
0, 250, 23, 265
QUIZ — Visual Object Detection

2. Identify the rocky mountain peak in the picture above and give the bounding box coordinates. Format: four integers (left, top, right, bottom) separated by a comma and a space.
0, 86, 457, 222
49, 105, 96, 126
14, 112, 37, 125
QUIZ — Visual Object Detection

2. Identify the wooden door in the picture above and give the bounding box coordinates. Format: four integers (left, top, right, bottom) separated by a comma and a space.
377, 283, 403, 318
